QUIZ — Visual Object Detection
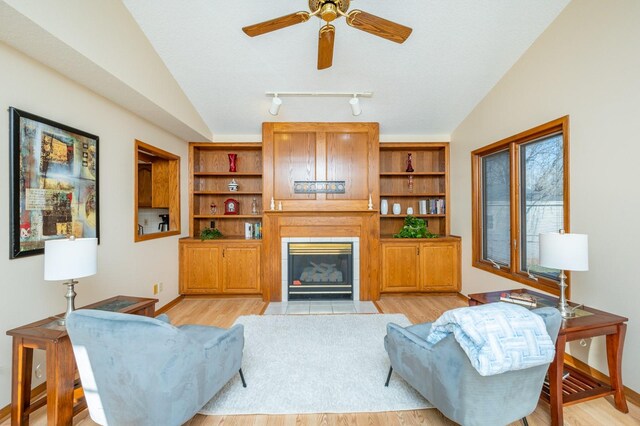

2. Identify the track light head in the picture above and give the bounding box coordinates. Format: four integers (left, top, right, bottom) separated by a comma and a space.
349, 96, 361, 116
269, 95, 282, 115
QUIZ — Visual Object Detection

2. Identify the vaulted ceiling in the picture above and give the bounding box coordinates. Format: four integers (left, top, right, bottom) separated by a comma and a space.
124, 1, 569, 139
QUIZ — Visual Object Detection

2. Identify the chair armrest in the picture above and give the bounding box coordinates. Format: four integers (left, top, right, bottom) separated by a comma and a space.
204, 324, 244, 349
386, 322, 435, 352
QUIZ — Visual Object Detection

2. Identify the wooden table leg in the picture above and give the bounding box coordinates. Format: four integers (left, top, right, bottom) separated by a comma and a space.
11, 338, 33, 426
607, 323, 629, 413
45, 337, 75, 426
548, 333, 566, 426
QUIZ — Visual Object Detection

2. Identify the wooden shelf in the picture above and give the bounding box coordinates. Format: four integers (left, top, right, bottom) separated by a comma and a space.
379, 172, 445, 176
194, 215, 263, 219
181, 236, 262, 242
193, 172, 262, 176
380, 193, 445, 197
193, 191, 262, 195
380, 214, 446, 218
189, 143, 263, 238
379, 142, 450, 236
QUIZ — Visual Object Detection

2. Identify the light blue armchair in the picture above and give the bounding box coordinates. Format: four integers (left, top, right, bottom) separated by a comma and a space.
384, 307, 561, 426
66, 310, 245, 426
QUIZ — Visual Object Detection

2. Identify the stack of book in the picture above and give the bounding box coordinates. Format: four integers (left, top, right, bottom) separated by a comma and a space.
499, 292, 538, 307
427, 199, 446, 215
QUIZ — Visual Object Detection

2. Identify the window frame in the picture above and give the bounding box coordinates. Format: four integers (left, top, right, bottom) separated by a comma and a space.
471, 116, 570, 296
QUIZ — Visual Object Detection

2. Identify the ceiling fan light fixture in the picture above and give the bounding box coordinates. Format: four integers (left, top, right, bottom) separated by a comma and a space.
349, 96, 362, 116
320, 3, 338, 22
269, 95, 282, 116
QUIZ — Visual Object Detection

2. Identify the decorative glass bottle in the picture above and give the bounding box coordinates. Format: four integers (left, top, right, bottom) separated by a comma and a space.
406, 153, 414, 173
228, 153, 237, 172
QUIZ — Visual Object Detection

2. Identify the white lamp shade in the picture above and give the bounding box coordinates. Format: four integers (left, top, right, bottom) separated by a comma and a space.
539, 232, 588, 271
44, 238, 98, 281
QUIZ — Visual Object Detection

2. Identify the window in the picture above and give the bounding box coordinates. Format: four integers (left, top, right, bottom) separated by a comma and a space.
472, 117, 569, 295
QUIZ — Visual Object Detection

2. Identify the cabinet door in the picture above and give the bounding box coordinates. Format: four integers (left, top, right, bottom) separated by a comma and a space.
222, 244, 261, 293
182, 245, 220, 293
137, 164, 152, 207
381, 243, 420, 292
151, 159, 171, 208
420, 242, 460, 291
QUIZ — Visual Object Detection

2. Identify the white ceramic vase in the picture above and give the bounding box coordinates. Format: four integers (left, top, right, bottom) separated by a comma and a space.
407, 207, 414, 215
392, 203, 401, 215
380, 199, 389, 215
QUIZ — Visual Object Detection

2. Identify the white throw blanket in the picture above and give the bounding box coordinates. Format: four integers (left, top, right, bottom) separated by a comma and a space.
426, 302, 556, 376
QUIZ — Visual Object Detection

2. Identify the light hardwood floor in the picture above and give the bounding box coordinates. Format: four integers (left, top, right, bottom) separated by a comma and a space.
4, 295, 639, 426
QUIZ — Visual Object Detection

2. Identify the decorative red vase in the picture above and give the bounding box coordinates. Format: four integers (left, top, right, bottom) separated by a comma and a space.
406, 153, 414, 173
228, 153, 237, 172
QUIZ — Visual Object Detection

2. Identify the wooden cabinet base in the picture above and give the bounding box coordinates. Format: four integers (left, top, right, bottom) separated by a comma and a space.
179, 238, 263, 297
380, 237, 461, 293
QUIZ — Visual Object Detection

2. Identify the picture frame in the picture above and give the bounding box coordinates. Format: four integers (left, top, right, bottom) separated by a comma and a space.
9, 107, 99, 258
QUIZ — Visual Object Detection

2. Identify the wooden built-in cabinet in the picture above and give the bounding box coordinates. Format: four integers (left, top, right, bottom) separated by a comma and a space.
180, 142, 263, 296
180, 239, 261, 295
137, 164, 152, 207
189, 143, 263, 238
180, 128, 459, 300
381, 237, 461, 293
379, 143, 449, 236
262, 122, 379, 212
137, 159, 174, 209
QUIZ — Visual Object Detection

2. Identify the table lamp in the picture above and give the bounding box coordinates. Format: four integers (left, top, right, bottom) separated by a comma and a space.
44, 237, 98, 326
539, 231, 589, 318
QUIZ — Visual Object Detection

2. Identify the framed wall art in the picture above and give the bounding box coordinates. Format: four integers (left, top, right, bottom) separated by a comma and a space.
9, 107, 99, 258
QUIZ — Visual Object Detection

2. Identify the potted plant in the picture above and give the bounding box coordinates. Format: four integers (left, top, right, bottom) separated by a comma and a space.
200, 227, 223, 240
393, 215, 437, 238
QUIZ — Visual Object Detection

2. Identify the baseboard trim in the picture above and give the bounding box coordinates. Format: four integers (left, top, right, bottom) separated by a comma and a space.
456, 292, 469, 302
564, 353, 640, 407
155, 295, 185, 316
0, 381, 47, 423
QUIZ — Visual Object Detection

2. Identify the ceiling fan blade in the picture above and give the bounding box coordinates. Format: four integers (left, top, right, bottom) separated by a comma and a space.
242, 11, 310, 37
346, 10, 412, 44
317, 25, 335, 70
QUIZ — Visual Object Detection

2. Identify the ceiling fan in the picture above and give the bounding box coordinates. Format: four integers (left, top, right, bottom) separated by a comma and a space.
242, 0, 412, 70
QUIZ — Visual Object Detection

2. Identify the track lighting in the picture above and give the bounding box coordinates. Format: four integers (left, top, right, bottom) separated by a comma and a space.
266, 91, 372, 116
269, 95, 282, 116
349, 96, 361, 116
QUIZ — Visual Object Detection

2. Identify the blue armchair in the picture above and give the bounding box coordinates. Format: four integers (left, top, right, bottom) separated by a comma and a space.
66, 310, 245, 426
384, 307, 561, 426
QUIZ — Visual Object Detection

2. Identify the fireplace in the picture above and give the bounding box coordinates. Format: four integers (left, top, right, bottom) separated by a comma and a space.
287, 242, 354, 300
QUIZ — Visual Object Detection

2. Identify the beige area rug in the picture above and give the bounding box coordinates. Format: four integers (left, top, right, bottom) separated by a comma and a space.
199, 314, 432, 415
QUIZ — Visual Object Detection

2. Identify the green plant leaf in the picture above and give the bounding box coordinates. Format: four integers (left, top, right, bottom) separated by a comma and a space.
200, 227, 223, 240
393, 215, 437, 239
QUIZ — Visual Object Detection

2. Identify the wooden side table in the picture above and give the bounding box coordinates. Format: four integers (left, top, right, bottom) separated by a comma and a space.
6, 295, 158, 426
468, 289, 629, 426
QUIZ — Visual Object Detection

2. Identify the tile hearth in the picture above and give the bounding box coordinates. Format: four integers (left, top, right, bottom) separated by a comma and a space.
263, 301, 379, 315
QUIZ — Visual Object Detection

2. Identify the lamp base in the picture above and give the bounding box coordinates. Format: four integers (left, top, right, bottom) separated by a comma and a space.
57, 280, 78, 326
556, 271, 576, 319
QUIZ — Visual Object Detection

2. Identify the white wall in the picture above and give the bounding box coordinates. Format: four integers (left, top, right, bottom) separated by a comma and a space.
0, 42, 189, 407
0, 0, 211, 141
451, 0, 640, 393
